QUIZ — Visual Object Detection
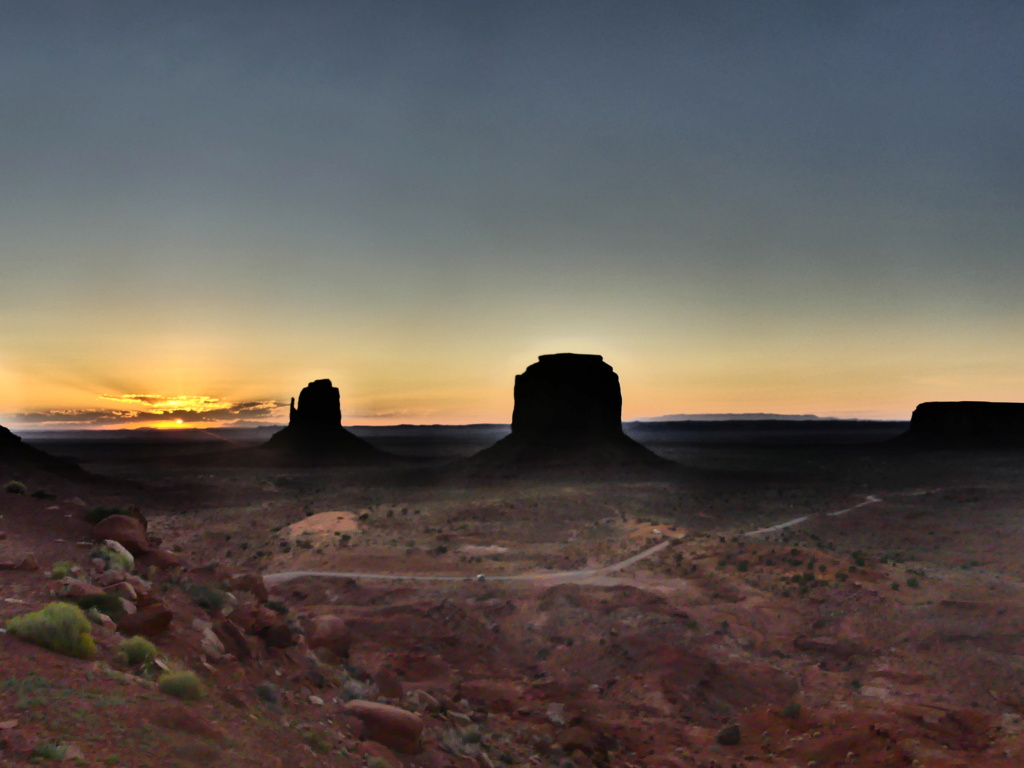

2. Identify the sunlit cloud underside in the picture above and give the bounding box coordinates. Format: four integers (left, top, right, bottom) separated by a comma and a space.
10, 395, 285, 430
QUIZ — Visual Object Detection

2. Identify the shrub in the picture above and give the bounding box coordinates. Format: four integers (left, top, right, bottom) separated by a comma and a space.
31, 742, 66, 760
184, 583, 227, 613
158, 671, 204, 701
5, 603, 96, 659
3, 480, 27, 495
119, 636, 157, 666
74, 593, 126, 619
49, 561, 76, 580
89, 543, 134, 573
30, 489, 56, 499
255, 682, 278, 703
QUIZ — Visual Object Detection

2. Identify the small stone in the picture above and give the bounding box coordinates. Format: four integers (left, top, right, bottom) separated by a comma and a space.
717, 723, 742, 746
309, 695, 324, 706
63, 744, 86, 760
16, 554, 39, 571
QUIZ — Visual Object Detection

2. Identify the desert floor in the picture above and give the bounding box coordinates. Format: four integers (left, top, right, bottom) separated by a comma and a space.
3, 424, 1024, 767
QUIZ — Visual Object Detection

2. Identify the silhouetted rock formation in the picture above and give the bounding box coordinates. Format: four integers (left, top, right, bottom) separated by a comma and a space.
0, 423, 81, 473
512, 354, 624, 441
902, 401, 1024, 446
264, 379, 390, 464
467, 354, 667, 473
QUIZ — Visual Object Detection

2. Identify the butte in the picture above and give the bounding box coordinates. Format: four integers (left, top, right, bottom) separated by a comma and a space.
899, 401, 1024, 446
465, 353, 668, 474
263, 379, 391, 464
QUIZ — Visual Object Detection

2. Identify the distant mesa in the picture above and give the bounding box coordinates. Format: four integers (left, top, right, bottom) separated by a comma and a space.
902, 401, 1024, 446
264, 379, 390, 464
467, 353, 668, 471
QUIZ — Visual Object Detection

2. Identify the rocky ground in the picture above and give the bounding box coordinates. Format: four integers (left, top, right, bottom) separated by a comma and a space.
3, 443, 1024, 767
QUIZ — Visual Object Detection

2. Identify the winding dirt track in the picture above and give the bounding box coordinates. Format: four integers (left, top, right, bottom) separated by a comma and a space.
265, 538, 675, 585
266, 490, 908, 585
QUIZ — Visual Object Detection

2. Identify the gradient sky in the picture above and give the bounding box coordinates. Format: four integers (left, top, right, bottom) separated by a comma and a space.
2, 1, 1023, 429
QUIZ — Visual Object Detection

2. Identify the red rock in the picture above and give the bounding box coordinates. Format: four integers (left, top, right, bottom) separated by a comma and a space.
16, 554, 39, 571
225, 572, 269, 603
95, 570, 126, 587
135, 548, 183, 571
307, 614, 351, 659
92, 515, 150, 555
374, 666, 404, 699
56, 578, 105, 600
116, 604, 173, 637
261, 621, 297, 649
214, 619, 252, 661
558, 725, 597, 754
344, 700, 423, 754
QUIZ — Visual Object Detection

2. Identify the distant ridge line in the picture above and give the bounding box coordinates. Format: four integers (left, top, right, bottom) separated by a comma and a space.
634, 413, 881, 422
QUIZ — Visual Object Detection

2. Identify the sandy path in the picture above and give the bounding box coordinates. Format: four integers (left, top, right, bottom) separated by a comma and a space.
265, 538, 675, 585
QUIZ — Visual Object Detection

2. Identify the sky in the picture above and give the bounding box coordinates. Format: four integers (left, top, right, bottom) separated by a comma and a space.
2, 1, 1023, 429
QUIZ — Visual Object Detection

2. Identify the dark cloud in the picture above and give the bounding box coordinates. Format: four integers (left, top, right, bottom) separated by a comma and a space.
9, 400, 285, 429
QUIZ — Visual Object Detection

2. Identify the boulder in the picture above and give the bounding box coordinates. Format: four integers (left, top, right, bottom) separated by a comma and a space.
260, 621, 297, 649
344, 700, 423, 754
56, 578, 105, 600
135, 548, 183, 571
716, 723, 741, 746
224, 572, 269, 603
92, 515, 150, 555
116, 604, 173, 637
374, 665, 404, 699
307, 614, 351, 659
213, 619, 253, 661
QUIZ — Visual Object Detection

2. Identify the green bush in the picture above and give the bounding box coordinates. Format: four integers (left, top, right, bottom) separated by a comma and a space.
119, 636, 158, 666
158, 671, 204, 701
184, 583, 227, 613
5, 603, 97, 659
49, 561, 76, 580
74, 593, 126, 619
3, 480, 27, 495
89, 543, 134, 573
31, 742, 66, 760
30, 489, 56, 499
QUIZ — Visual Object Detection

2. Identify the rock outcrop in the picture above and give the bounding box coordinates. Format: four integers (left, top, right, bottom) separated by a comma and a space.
512, 353, 624, 441
902, 401, 1024, 445
263, 379, 390, 463
467, 354, 667, 472
0, 423, 82, 475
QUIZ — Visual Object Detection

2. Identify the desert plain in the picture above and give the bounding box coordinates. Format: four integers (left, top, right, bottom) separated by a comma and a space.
3, 421, 1024, 767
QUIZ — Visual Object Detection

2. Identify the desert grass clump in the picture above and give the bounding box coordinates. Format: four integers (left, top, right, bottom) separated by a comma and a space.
49, 560, 76, 579
3, 479, 27, 494
184, 583, 228, 613
118, 636, 158, 666
158, 671, 204, 701
5, 602, 96, 659
30, 489, 56, 499
89, 542, 134, 573
74, 592, 126, 619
